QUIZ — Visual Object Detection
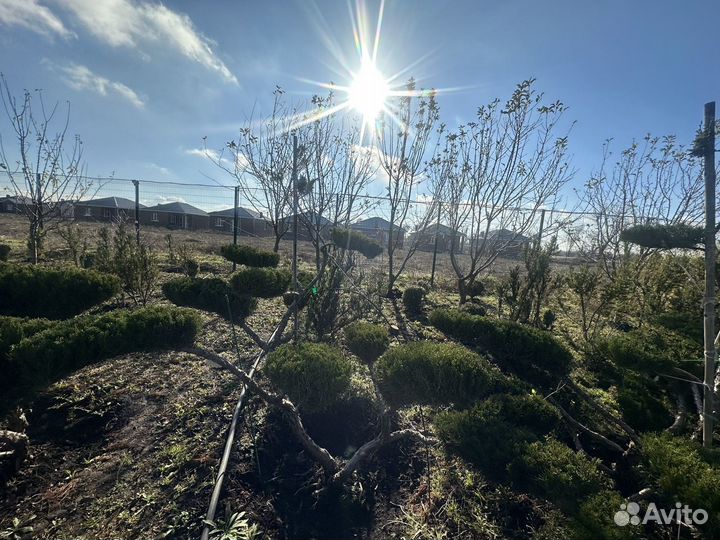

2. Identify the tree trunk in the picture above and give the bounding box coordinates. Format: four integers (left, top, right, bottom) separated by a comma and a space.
458, 278, 467, 304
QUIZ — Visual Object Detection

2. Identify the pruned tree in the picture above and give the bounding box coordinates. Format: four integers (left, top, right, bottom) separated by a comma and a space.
442, 79, 572, 302
0, 75, 91, 263
212, 87, 295, 252
375, 79, 439, 295
572, 134, 703, 280
296, 93, 377, 270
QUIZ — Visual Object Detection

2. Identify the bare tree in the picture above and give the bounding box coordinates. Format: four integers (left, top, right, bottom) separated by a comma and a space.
212, 88, 295, 252
297, 94, 378, 269
442, 79, 573, 302
375, 79, 439, 295
571, 135, 703, 280
0, 75, 90, 263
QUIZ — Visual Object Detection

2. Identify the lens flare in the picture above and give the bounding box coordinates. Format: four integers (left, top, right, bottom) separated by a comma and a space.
348, 58, 389, 122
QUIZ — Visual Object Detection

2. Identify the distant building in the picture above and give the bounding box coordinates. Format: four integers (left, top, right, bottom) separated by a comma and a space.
0, 195, 32, 214
350, 217, 404, 248
74, 196, 142, 222
140, 201, 209, 230
208, 207, 272, 236
473, 228, 532, 258
409, 223, 465, 253
283, 211, 334, 242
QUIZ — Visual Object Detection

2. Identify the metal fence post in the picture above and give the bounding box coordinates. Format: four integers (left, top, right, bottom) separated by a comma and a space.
233, 186, 239, 272
132, 179, 140, 245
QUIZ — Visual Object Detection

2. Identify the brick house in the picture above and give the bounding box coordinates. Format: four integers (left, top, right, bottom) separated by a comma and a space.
208, 207, 273, 236
140, 201, 209, 230
350, 217, 405, 248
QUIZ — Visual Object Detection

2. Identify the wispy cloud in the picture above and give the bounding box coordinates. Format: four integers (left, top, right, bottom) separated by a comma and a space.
53, 62, 146, 108
58, 0, 238, 84
0, 0, 74, 38
185, 147, 220, 161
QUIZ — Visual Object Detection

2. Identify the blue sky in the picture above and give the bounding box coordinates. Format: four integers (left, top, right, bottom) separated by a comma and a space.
0, 0, 717, 209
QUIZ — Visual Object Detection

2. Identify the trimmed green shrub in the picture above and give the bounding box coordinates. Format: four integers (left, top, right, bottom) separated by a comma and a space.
508, 438, 612, 513
435, 394, 558, 479
220, 244, 279, 268
641, 433, 720, 535
263, 342, 354, 413
7, 306, 201, 389
595, 332, 674, 373
620, 223, 704, 249
0, 244, 10, 261
230, 267, 291, 298
402, 286, 424, 314
0, 316, 54, 358
0, 263, 121, 319
464, 280, 485, 298
541, 309, 556, 330
332, 228, 384, 259
571, 491, 641, 540
375, 342, 500, 408
460, 302, 487, 317
617, 374, 673, 432
344, 322, 389, 364
430, 309, 572, 390
162, 277, 257, 320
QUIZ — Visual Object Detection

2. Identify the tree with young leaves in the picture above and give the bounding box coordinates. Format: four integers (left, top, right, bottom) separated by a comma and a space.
441, 79, 572, 302
375, 79, 439, 295
0, 75, 91, 263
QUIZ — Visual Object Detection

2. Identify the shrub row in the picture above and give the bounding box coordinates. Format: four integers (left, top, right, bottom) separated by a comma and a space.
331, 228, 384, 259
5, 305, 201, 390
375, 341, 501, 408
435, 393, 558, 479
344, 322, 389, 364
430, 309, 572, 390
0, 263, 121, 319
162, 276, 257, 320
263, 342, 354, 413
0, 316, 55, 358
220, 244, 279, 268
230, 267, 291, 298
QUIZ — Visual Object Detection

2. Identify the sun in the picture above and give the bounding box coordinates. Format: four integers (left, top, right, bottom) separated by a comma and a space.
347, 58, 389, 122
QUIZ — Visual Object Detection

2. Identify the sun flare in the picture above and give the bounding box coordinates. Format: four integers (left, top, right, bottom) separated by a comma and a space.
348, 59, 389, 122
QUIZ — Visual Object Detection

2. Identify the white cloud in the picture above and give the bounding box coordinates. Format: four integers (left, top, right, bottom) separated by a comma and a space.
57, 0, 237, 84
56, 62, 145, 108
0, 0, 74, 38
185, 147, 220, 161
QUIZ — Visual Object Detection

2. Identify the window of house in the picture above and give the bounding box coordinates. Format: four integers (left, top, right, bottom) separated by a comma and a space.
152, 212, 159, 222
84, 207, 92, 217
215, 217, 222, 227
169, 214, 178, 226
102, 208, 112, 219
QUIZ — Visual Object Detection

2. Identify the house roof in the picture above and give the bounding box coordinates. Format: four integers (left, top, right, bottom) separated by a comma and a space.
483, 229, 531, 242
3, 195, 33, 205
77, 196, 144, 210
352, 217, 406, 233
415, 223, 465, 236
143, 201, 208, 216
284, 211, 333, 226
209, 207, 262, 219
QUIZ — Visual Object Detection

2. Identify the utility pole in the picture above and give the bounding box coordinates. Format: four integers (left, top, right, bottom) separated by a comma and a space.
132, 180, 140, 245
292, 134, 299, 341
703, 101, 716, 449
232, 186, 240, 272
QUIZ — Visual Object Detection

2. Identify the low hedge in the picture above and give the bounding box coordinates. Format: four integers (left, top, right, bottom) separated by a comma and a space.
220, 244, 279, 268
344, 322, 389, 364
332, 228, 384, 259
0, 316, 55, 358
430, 309, 572, 390
0, 244, 10, 261
263, 342, 354, 413
6, 306, 201, 389
0, 263, 121, 319
641, 433, 720, 535
230, 267, 291, 298
375, 341, 500, 408
162, 276, 257, 320
435, 394, 558, 479
508, 438, 612, 513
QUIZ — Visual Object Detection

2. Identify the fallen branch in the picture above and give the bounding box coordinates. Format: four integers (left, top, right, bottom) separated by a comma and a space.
549, 397, 626, 453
